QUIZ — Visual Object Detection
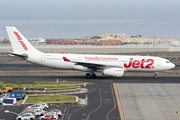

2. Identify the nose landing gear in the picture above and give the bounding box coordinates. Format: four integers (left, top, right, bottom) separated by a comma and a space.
153, 72, 158, 79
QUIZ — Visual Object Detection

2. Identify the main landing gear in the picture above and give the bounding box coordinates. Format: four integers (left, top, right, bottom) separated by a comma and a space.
153, 72, 158, 79
86, 73, 96, 79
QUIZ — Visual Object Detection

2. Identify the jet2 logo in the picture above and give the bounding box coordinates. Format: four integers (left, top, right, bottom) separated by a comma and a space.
124, 58, 154, 69
14, 31, 28, 51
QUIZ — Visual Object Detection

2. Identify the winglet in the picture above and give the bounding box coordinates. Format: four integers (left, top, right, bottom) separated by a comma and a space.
63, 57, 70, 62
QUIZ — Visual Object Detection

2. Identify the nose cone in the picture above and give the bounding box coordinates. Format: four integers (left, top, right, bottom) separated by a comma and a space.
171, 63, 175, 69
168, 63, 175, 69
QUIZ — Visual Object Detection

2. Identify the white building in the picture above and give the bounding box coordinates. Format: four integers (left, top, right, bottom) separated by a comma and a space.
28, 38, 46, 45
0, 37, 3, 41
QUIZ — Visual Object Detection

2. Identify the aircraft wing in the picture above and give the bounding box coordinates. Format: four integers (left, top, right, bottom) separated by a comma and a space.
63, 57, 121, 69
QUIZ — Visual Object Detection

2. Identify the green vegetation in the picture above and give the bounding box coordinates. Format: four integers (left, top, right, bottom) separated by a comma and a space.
131, 34, 142, 38
123, 42, 130, 44
25, 95, 76, 104
138, 34, 142, 38
0, 81, 81, 91
131, 36, 138, 38
1, 81, 83, 86
45, 88, 76, 91
12, 85, 77, 89
90, 36, 101, 39
36, 86, 76, 89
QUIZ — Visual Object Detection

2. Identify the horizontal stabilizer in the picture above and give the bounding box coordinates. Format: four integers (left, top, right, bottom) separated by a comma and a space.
9, 52, 28, 59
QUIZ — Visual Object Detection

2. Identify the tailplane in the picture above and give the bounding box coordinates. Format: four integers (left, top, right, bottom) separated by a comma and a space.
6, 26, 41, 53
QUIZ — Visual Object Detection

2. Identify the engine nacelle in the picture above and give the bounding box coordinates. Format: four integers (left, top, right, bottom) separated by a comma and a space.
102, 68, 124, 77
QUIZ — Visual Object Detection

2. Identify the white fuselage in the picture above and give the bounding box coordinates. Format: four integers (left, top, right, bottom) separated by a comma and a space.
26, 53, 175, 73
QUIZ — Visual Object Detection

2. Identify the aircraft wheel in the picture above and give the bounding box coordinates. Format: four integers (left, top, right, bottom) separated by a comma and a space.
153, 72, 158, 79
86, 73, 91, 79
153, 75, 157, 79
92, 73, 96, 79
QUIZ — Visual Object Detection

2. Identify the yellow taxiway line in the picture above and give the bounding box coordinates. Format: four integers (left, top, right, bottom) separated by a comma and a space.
113, 83, 124, 120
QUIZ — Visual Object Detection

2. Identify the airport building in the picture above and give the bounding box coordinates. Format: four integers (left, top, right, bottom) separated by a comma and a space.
28, 38, 46, 45
0, 38, 46, 45
45, 38, 122, 46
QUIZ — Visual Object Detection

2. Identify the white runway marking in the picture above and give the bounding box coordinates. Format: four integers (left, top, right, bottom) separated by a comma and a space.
68, 106, 85, 120
0, 107, 4, 111
106, 85, 117, 120
87, 88, 102, 120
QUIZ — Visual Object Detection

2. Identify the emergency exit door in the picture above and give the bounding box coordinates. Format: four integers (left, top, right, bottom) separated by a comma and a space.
156, 59, 161, 66
41, 55, 46, 62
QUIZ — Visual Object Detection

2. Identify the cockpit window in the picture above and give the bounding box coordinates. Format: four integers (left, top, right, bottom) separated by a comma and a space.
166, 61, 171, 63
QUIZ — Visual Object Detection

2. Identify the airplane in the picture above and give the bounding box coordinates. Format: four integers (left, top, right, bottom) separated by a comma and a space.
5, 26, 175, 79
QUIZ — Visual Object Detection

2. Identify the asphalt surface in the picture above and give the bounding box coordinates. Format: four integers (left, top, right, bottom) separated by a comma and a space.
0, 64, 52, 71
0, 105, 66, 120
1, 76, 180, 120
0, 77, 120, 120
1, 75, 180, 83
0, 64, 180, 120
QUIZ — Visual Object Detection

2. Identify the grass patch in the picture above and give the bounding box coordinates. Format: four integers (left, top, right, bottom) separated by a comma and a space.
45, 88, 76, 91
13, 86, 77, 89
25, 95, 76, 104
1, 81, 83, 86
0, 81, 83, 89
37, 86, 76, 89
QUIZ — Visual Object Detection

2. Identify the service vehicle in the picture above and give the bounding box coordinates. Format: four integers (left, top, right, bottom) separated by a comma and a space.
39, 112, 58, 120
0, 93, 10, 98
39, 103, 49, 110
22, 108, 37, 113
43, 115, 59, 120
0, 87, 8, 94
26, 103, 48, 110
28, 109, 45, 116
0, 92, 26, 99
19, 111, 36, 116
26, 104, 42, 110
5, 85, 13, 92
0, 98, 17, 105
16, 113, 35, 120
45, 109, 62, 116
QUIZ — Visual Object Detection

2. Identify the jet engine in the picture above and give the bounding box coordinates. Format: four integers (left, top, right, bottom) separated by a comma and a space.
102, 68, 124, 77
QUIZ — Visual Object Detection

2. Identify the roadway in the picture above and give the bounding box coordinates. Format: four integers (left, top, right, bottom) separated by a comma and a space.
0, 77, 120, 120
1, 75, 180, 83
1, 76, 180, 120
0, 64, 52, 71
1, 64, 180, 120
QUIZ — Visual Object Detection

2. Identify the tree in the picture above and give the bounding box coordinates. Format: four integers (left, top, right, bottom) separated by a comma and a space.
131, 36, 137, 38
138, 34, 142, 38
